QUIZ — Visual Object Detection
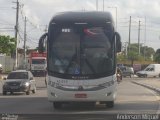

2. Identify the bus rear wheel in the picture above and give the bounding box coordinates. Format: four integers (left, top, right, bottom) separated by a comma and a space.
105, 101, 114, 108
53, 102, 62, 109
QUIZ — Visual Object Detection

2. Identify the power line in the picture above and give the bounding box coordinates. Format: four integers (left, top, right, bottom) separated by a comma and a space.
27, 39, 38, 44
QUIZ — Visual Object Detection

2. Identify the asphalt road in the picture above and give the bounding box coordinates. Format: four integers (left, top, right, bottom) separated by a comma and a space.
0, 77, 160, 120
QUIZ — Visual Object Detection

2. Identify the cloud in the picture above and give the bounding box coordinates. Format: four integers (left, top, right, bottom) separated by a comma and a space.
86, 1, 96, 10
1, 0, 160, 50
21, 5, 40, 28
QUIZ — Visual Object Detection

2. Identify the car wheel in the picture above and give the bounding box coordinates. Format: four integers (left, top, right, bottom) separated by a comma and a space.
105, 101, 114, 108
26, 90, 30, 95
53, 102, 62, 109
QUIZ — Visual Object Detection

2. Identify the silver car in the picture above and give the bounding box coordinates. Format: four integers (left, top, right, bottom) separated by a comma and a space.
119, 66, 134, 78
2, 70, 36, 95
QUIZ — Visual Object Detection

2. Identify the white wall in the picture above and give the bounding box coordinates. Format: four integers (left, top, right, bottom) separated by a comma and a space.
0, 55, 14, 73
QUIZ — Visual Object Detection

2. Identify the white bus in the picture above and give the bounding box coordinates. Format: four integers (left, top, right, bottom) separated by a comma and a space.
39, 11, 121, 109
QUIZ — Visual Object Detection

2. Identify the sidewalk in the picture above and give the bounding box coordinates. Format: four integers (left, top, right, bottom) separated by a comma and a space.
132, 78, 160, 93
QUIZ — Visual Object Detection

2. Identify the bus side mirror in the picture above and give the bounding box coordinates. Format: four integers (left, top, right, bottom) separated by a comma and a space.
38, 33, 48, 53
115, 32, 121, 53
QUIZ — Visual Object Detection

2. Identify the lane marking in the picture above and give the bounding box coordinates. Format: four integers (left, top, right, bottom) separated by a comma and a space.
141, 86, 160, 114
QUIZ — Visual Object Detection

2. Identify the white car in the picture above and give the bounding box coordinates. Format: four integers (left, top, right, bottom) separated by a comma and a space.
136, 64, 160, 78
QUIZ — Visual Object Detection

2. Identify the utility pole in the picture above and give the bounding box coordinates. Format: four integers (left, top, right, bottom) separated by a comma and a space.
144, 17, 146, 60
128, 16, 131, 52
24, 16, 27, 69
138, 20, 141, 55
96, 0, 98, 11
14, 0, 19, 69
102, 0, 104, 11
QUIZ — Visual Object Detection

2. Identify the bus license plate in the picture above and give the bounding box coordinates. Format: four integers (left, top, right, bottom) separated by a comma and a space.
75, 93, 87, 98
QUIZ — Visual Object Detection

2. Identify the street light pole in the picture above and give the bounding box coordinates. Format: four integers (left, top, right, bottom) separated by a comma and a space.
144, 16, 146, 60
128, 16, 131, 53
24, 16, 27, 69
138, 20, 141, 55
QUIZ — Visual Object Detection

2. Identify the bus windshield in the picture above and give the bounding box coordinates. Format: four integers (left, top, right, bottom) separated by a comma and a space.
32, 59, 46, 64
49, 26, 115, 77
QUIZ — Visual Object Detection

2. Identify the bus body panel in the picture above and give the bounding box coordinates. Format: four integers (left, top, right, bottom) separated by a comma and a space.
38, 11, 121, 107
47, 75, 117, 102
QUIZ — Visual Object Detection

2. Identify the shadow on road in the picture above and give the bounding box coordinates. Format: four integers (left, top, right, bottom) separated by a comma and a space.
0, 92, 26, 96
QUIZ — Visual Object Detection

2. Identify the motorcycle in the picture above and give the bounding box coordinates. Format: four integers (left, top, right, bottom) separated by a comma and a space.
117, 73, 122, 83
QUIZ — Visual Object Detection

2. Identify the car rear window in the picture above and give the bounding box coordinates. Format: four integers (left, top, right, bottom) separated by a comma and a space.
7, 72, 28, 79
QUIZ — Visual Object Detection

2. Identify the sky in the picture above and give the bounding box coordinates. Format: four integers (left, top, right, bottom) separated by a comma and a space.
0, 0, 160, 51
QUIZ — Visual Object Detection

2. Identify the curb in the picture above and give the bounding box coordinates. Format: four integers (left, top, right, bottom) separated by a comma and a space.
132, 81, 160, 94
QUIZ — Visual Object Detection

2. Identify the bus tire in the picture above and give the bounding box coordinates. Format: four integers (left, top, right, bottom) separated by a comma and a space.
105, 101, 114, 108
53, 102, 62, 109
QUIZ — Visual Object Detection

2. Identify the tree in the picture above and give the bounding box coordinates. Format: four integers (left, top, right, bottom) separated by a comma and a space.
0, 35, 16, 57
129, 43, 139, 53
154, 49, 160, 63
141, 46, 155, 60
128, 43, 155, 60
127, 51, 139, 66
117, 43, 156, 65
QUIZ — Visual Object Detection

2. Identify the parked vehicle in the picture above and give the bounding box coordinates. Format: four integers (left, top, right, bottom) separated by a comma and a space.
2, 70, 36, 95
136, 64, 160, 78
116, 67, 122, 83
28, 51, 47, 77
119, 66, 134, 78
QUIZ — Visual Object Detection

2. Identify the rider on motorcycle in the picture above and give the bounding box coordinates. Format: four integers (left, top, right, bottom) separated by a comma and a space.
116, 67, 122, 82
